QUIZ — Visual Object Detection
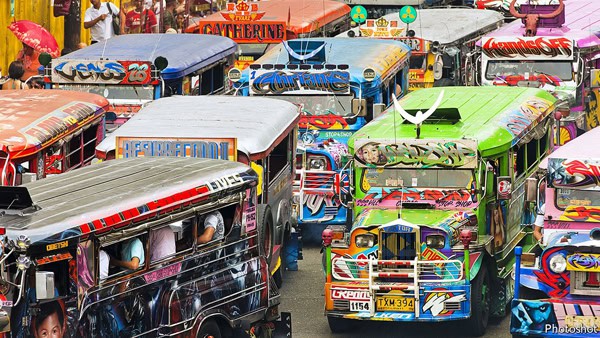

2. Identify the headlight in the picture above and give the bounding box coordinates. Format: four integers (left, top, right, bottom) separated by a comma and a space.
549, 254, 567, 273
355, 234, 375, 248
426, 235, 445, 249
308, 156, 327, 170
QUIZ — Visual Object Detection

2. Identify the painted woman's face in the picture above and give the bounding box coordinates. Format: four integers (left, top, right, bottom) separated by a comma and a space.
35, 313, 63, 338
361, 145, 381, 164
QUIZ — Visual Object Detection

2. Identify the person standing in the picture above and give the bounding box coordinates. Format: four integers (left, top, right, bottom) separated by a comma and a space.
126, 0, 159, 34
84, 0, 124, 44
15, 43, 41, 81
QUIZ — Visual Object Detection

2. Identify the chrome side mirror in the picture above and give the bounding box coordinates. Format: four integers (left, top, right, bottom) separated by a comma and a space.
36, 271, 55, 300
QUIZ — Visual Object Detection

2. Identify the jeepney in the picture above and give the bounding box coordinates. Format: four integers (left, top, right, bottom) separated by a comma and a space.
44, 33, 237, 128
479, 0, 600, 144
512, 126, 600, 337
0, 90, 108, 186
323, 86, 558, 336
340, 8, 504, 91
186, 0, 350, 70
235, 37, 411, 244
95, 96, 300, 285
0, 157, 290, 337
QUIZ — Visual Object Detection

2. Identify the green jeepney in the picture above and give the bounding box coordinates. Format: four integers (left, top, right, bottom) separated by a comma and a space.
322, 86, 558, 336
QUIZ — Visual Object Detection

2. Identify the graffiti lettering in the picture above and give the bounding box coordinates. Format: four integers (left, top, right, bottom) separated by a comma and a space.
299, 115, 349, 130
208, 173, 244, 192
354, 141, 477, 168
54, 60, 126, 82
567, 253, 600, 271
251, 70, 350, 95
553, 160, 600, 189
562, 206, 600, 222
330, 288, 370, 300
483, 37, 573, 58
355, 188, 477, 209
498, 98, 550, 139
120, 140, 232, 160
127, 63, 149, 83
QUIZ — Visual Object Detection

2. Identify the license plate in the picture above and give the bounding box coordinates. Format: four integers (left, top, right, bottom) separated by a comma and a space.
349, 301, 370, 312
376, 297, 414, 312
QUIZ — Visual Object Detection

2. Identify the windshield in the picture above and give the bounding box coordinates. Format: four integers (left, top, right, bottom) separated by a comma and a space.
409, 55, 427, 70
485, 60, 573, 81
363, 168, 474, 189
239, 43, 277, 59
58, 84, 154, 101
556, 188, 600, 210
274, 95, 354, 117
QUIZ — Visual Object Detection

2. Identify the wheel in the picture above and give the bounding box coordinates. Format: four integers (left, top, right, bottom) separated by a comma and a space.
327, 315, 352, 333
433, 78, 454, 87
197, 319, 221, 338
466, 264, 491, 337
257, 204, 274, 266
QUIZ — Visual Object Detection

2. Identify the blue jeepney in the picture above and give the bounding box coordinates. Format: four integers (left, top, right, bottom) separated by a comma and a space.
233, 38, 411, 243
44, 33, 237, 127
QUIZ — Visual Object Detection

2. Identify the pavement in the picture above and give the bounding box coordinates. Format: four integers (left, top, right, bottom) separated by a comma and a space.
279, 245, 511, 338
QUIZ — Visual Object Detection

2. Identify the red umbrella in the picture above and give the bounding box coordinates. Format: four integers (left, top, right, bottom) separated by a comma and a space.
8, 20, 60, 58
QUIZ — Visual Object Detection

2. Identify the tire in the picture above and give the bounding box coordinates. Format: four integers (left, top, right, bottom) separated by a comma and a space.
197, 319, 221, 338
466, 264, 491, 337
257, 204, 274, 266
434, 78, 454, 87
327, 315, 352, 333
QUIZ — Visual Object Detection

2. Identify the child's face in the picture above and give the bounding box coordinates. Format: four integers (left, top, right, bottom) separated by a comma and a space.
361, 145, 380, 164
35, 313, 62, 338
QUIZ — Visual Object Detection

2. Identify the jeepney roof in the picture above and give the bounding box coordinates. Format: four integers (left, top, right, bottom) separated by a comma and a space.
0, 90, 108, 158
96, 96, 300, 158
540, 125, 600, 169
243, 38, 410, 86
349, 86, 557, 157
191, 0, 350, 35
0, 157, 256, 245
338, 8, 504, 45
55, 34, 237, 80
353, 208, 460, 231
483, 0, 600, 48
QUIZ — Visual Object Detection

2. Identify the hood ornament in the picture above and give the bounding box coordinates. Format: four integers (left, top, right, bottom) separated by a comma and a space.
392, 90, 445, 138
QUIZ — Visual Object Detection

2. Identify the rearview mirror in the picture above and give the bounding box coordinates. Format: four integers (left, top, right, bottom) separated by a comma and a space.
36, 271, 55, 300
525, 178, 538, 202
352, 99, 367, 116
373, 104, 386, 119
105, 112, 117, 122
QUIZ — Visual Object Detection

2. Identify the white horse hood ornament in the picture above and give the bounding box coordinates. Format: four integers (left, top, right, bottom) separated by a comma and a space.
392, 90, 445, 125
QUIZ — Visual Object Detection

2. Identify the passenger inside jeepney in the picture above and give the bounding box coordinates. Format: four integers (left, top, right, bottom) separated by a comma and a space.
196, 205, 236, 245
106, 235, 146, 274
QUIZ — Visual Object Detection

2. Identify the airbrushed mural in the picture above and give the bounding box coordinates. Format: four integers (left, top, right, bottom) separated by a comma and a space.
353, 139, 478, 169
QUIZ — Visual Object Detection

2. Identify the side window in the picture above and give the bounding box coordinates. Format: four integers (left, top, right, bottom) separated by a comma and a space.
34, 251, 74, 300
526, 139, 538, 171
149, 216, 195, 264
66, 133, 82, 170
268, 136, 290, 182
196, 205, 237, 246
83, 123, 100, 163
512, 146, 526, 179
101, 234, 147, 280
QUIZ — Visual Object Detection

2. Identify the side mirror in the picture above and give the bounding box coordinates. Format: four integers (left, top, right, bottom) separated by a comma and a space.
433, 55, 443, 80
352, 99, 367, 116
525, 177, 538, 202
105, 112, 118, 122
496, 176, 512, 200
372, 103, 386, 119
36, 271, 55, 300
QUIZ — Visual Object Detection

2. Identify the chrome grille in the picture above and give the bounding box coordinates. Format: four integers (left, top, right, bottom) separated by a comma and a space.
380, 232, 416, 261
571, 271, 600, 296
333, 300, 349, 310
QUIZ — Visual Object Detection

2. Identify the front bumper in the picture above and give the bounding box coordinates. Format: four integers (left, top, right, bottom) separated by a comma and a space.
326, 283, 471, 322
510, 298, 600, 337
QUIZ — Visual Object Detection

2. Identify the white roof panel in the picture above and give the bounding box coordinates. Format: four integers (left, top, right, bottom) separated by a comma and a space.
96, 96, 299, 156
